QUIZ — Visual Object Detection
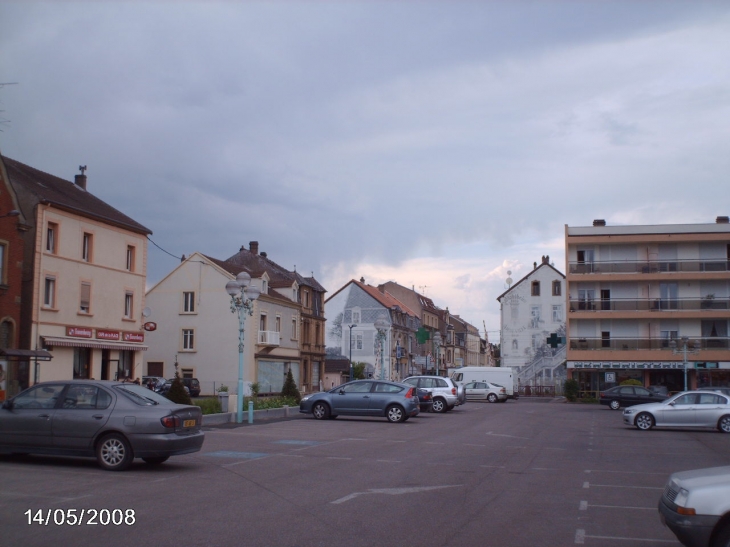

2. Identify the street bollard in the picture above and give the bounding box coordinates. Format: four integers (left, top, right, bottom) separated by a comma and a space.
248, 400, 254, 424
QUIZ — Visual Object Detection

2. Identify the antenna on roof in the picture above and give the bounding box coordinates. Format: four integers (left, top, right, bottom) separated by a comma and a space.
419, 285, 428, 295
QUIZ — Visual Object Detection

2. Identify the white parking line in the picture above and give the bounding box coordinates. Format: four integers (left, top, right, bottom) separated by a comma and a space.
578, 532, 678, 544
586, 483, 663, 491
585, 469, 668, 476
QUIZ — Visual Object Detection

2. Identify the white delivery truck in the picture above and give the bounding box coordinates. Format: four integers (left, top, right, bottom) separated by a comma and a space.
450, 367, 517, 401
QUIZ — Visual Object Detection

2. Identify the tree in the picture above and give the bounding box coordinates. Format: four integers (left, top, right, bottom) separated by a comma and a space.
352, 362, 367, 380
281, 369, 301, 403
166, 374, 192, 405
564, 379, 579, 402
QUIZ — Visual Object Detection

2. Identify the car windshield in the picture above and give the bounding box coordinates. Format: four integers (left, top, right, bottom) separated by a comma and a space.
115, 384, 174, 406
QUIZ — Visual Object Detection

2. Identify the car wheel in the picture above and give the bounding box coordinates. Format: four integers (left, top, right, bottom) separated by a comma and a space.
718, 415, 730, 434
386, 405, 405, 423
142, 456, 169, 465
312, 402, 330, 420
609, 399, 621, 410
96, 433, 133, 471
712, 522, 730, 547
635, 412, 655, 431
432, 398, 447, 413
487, 393, 498, 403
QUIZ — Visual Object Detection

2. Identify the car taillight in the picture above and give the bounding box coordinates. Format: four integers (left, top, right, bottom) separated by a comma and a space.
160, 415, 181, 428
500, 388, 506, 393
451, 387, 456, 395
405, 388, 414, 398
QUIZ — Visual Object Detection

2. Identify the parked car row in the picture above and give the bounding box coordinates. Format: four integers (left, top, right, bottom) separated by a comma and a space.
300, 375, 476, 424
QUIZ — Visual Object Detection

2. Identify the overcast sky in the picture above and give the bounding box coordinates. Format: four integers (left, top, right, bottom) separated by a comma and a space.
2, 1, 729, 342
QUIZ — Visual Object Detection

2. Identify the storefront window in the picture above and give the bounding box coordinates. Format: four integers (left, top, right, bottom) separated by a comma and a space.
73, 347, 92, 379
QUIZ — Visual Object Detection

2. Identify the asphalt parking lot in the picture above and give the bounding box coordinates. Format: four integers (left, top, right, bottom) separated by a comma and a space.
2, 399, 729, 547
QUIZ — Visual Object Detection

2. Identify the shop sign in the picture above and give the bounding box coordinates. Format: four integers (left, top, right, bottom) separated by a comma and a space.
569, 361, 687, 370
123, 332, 145, 343
96, 329, 121, 341
66, 326, 92, 338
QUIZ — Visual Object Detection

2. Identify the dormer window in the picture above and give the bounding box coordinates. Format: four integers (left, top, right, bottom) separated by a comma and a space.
531, 281, 540, 296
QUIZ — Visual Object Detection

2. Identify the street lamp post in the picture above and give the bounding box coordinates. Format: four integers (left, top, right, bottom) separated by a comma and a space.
670, 336, 700, 391
374, 315, 389, 381
432, 330, 442, 376
225, 271, 261, 424
348, 324, 357, 381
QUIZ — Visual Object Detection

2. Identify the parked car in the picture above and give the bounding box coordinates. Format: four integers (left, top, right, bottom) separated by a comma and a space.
600, 385, 668, 410
649, 385, 670, 397
402, 376, 466, 413
623, 391, 730, 432
416, 388, 434, 412
142, 376, 166, 391
299, 380, 419, 423
659, 465, 730, 547
168, 377, 201, 397
0, 380, 204, 471
463, 381, 507, 403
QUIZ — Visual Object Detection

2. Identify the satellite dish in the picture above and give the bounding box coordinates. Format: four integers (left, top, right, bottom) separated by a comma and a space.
142, 307, 152, 318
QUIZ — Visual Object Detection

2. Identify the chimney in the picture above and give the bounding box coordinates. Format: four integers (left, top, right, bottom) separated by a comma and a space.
360, 277, 365, 283
542, 255, 550, 265
75, 165, 87, 190
716, 216, 729, 224
593, 219, 606, 226
260, 252, 267, 258
249, 241, 259, 255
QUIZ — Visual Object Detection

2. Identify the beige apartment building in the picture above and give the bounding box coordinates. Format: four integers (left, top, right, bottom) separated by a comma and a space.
2, 156, 151, 388
566, 218, 730, 395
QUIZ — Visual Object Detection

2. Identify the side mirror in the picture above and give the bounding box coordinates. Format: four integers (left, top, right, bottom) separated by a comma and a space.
338, 389, 345, 395
2, 399, 13, 410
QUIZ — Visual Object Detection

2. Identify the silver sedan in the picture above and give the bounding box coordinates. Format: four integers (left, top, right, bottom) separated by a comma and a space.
622, 391, 730, 432
0, 380, 205, 470
463, 381, 507, 403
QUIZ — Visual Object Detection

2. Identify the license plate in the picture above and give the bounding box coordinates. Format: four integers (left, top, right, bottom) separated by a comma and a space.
183, 419, 196, 428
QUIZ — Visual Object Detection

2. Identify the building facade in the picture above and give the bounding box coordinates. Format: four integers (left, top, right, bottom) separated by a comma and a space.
497, 255, 566, 384
566, 218, 730, 394
144, 243, 326, 396
325, 279, 420, 381
1, 156, 151, 390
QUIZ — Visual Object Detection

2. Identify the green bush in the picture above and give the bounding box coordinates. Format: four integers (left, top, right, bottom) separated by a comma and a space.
281, 369, 301, 403
166, 375, 192, 405
193, 397, 223, 415
564, 379, 579, 402
620, 378, 643, 386
250, 396, 299, 410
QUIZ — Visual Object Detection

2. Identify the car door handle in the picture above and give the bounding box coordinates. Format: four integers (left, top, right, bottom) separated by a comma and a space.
92, 415, 104, 420
38, 414, 51, 419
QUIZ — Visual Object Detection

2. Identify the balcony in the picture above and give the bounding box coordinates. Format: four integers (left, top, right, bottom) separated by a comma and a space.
569, 297, 730, 312
568, 337, 729, 351
258, 331, 280, 346
569, 259, 730, 275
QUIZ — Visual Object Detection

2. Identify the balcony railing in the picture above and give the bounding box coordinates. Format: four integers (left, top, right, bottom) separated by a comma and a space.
569, 259, 730, 275
568, 337, 729, 351
258, 331, 280, 346
569, 297, 730, 312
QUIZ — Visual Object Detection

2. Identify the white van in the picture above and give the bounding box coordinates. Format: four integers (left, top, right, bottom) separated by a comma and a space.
450, 367, 517, 401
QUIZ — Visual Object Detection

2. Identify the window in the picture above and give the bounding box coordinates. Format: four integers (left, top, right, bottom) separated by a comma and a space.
44, 276, 56, 307
578, 289, 595, 311
124, 291, 133, 318
552, 305, 562, 322
80, 282, 91, 313
352, 309, 361, 323
530, 306, 541, 328
275, 315, 281, 333
73, 347, 92, 379
355, 333, 363, 350
126, 246, 135, 271
182, 329, 195, 350
262, 279, 268, 294
291, 317, 298, 339
82, 232, 93, 262
552, 281, 561, 296
0, 242, 6, 284
601, 331, 611, 348
183, 291, 195, 313
303, 290, 310, 308
46, 222, 58, 254
260, 313, 267, 331
531, 281, 540, 296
